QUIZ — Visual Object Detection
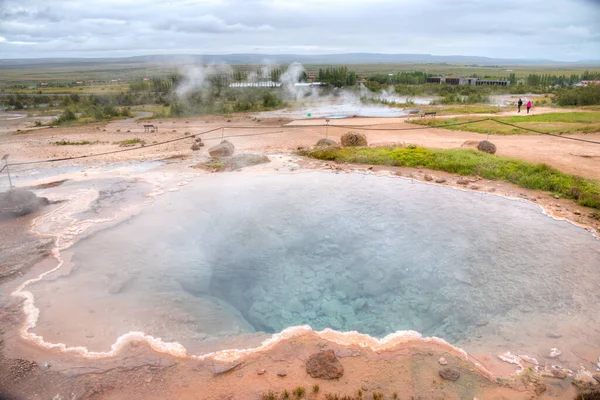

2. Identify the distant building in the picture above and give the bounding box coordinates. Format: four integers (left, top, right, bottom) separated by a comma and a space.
426, 76, 509, 86
580, 80, 600, 86
39, 82, 48, 87
229, 81, 282, 88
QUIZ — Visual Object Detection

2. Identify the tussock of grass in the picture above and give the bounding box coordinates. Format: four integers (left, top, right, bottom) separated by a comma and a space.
54, 140, 99, 146
114, 138, 145, 147
303, 146, 600, 210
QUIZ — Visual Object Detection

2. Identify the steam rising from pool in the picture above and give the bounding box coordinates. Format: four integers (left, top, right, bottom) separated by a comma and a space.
24, 173, 600, 366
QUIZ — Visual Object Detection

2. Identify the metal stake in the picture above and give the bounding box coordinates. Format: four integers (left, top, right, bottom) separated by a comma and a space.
2, 154, 11, 189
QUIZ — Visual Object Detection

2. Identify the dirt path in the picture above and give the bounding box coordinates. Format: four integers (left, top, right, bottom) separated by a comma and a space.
1, 111, 599, 180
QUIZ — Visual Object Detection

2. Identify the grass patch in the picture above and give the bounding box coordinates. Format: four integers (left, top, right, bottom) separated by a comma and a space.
114, 138, 145, 147
193, 154, 270, 172
54, 140, 99, 146
411, 112, 600, 135
303, 146, 600, 210
424, 105, 509, 115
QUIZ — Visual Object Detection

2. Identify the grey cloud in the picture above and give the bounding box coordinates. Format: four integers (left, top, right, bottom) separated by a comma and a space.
0, 0, 599, 61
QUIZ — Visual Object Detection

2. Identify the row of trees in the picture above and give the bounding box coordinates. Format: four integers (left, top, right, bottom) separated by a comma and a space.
317, 66, 357, 87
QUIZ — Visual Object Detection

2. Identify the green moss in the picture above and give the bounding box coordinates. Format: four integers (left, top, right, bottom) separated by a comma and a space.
54, 140, 99, 146
303, 146, 600, 210
114, 138, 145, 147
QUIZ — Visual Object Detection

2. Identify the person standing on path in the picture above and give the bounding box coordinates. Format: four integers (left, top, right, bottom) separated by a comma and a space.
526, 100, 532, 114
518, 98, 523, 113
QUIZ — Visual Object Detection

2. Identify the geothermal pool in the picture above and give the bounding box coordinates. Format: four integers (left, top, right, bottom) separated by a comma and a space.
27, 173, 600, 366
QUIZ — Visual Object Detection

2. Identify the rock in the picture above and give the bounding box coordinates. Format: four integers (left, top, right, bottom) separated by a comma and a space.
208, 140, 235, 157
477, 140, 497, 155
277, 370, 287, 377
306, 350, 344, 380
534, 383, 547, 396
191, 144, 201, 151
574, 368, 598, 387
0, 189, 50, 219
554, 195, 560, 199
546, 332, 562, 339
435, 178, 447, 183
549, 348, 561, 358
257, 368, 266, 375
315, 138, 340, 149
550, 366, 569, 379
574, 211, 582, 215
340, 131, 367, 147
470, 185, 479, 190
424, 174, 433, 181
438, 357, 448, 365
457, 179, 469, 185
439, 367, 460, 382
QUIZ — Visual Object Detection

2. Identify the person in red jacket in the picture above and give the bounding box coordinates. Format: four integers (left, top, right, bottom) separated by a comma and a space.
526, 100, 533, 114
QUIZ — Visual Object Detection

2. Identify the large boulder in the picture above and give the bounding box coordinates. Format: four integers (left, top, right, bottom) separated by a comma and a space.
315, 138, 340, 149
0, 188, 50, 219
208, 140, 235, 158
306, 350, 344, 379
340, 131, 367, 147
477, 140, 497, 155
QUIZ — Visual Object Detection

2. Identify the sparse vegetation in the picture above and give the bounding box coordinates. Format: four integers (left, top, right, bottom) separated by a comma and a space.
54, 140, 99, 146
372, 393, 383, 400
303, 146, 600, 210
293, 386, 305, 398
313, 385, 320, 393
114, 138, 145, 147
282, 389, 290, 399
262, 391, 277, 400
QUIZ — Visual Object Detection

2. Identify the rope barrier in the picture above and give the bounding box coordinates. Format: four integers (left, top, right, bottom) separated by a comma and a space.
5, 116, 600, 167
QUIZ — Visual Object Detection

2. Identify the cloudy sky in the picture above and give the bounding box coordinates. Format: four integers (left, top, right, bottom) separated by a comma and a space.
1, 0, 599, 61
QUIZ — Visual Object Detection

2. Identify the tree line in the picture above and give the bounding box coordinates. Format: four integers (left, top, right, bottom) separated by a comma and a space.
317, 67, 357, 87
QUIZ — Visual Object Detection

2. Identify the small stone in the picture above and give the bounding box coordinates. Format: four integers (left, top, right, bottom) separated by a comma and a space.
438, 357, 448, 365
424, 174, 433, 181
236, 371, 243, 378
457, 179, 469, 185
257, 368, 266, 375
40, 362, 51, 369
554, 195, 560, 199
547, 332, 562, 339
574, 211, 582, 215
145, 377, 153, 383
551, 368, 569, 379
549, 348, 561, 358
277, 370, 287, 377
470, 185, 479, 190
439, 367, 460, 382
534, 383, 547, 396
435, 178, 446, 183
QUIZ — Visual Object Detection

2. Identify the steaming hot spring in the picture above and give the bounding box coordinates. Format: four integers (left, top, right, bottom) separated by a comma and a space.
18, 172, 600, 369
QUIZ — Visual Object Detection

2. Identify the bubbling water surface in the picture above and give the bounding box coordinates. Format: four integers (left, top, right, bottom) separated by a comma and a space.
28, 173, 600, 366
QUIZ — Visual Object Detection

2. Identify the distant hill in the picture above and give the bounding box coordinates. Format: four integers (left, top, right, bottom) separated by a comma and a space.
1, 53, 600, 67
